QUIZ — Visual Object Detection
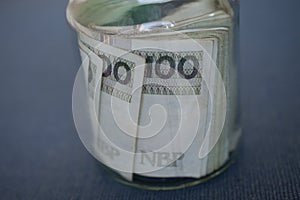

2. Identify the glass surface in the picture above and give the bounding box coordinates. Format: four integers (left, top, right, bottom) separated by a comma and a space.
67, 0, 240, 189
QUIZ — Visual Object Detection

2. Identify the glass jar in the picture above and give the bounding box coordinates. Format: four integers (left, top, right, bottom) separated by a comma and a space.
67, 0, 240, 190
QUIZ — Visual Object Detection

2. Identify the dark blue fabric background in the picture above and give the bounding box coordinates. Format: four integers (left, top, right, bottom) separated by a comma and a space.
0, 0, 299, 199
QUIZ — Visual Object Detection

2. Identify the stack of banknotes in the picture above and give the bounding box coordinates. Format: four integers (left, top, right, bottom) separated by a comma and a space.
72, 0, 240, 181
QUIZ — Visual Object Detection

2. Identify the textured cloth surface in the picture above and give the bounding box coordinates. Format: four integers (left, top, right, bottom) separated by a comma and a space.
0, 0, 299, 199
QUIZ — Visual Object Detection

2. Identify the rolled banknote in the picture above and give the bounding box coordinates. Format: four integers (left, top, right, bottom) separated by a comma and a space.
70, 1, 240, 183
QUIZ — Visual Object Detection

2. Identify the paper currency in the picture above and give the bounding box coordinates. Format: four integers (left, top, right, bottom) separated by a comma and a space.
73, 8, 239, 179
78, 33, 146, 180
